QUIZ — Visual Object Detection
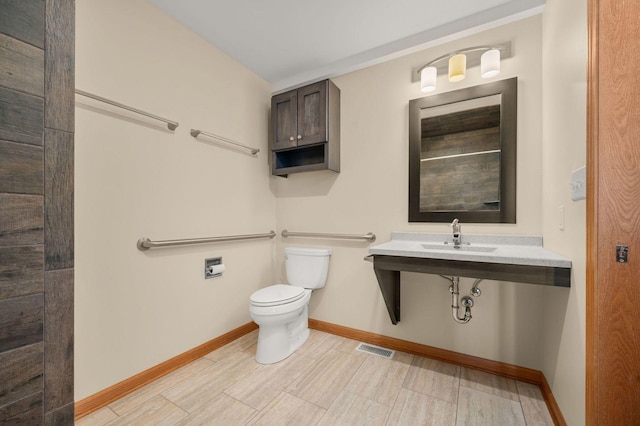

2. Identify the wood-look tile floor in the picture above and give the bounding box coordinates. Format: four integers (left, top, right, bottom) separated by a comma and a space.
77, 329, 554, 425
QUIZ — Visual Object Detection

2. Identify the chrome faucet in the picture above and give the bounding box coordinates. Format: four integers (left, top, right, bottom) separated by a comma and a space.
451, 218, 462, 248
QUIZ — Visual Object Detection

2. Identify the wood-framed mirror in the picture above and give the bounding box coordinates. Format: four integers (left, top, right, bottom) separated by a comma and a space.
409, 77, 517, 223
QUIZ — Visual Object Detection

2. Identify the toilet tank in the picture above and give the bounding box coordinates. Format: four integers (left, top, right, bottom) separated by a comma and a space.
285, 247, 332, 289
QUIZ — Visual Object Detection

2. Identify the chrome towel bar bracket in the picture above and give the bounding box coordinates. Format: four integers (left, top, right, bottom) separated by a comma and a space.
137, 230, 276, 251
281, 230, 376, 242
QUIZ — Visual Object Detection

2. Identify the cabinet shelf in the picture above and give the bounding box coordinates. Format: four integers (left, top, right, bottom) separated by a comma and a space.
273, 143, 330, 176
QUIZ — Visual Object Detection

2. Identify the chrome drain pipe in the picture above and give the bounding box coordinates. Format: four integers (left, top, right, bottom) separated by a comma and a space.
441, 275, 474, 324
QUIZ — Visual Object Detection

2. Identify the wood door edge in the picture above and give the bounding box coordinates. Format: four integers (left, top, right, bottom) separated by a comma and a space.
586, 0, 599, 422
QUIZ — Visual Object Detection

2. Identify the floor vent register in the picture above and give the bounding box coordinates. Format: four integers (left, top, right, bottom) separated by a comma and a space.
355, 343, 395, 359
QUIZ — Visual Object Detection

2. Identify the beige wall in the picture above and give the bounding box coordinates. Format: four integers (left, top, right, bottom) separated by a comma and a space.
75, 0, 275, 399
76, 2, 586, 422
541, 0, 587, 424
274, 16, 549, 369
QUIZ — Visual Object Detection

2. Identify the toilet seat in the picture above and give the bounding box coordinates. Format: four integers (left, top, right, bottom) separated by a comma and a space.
250, 284, 305, 307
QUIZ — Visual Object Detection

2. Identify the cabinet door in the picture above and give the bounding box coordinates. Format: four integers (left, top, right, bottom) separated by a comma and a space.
271, 90, 298, 150
297, 81, 327, 146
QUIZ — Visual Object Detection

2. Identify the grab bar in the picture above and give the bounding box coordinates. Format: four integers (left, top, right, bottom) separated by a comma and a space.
137, 230, 276, 251
191, 129, 260, 156
75, 89, 179, 130
281, 230, 376, 242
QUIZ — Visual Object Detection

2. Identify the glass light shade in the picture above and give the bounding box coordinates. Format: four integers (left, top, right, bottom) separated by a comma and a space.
420, 67, 437, 93
448, 54, 466, 82
481, 49, 501, 78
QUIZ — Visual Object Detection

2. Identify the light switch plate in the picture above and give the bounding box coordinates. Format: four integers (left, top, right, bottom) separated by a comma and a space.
571, 166, 586, 201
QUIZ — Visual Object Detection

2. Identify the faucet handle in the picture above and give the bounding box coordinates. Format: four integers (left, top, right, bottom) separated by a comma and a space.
450, 218, 461, 233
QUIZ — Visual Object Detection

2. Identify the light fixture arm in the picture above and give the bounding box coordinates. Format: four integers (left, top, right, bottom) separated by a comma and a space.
416, 45, 506, 75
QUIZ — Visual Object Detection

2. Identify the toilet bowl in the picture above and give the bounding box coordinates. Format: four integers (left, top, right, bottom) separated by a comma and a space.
249, 247, 331, 364
249, 285, 312, 364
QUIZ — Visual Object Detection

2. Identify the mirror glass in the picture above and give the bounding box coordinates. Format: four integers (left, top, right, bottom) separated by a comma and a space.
409, 78, 517, 223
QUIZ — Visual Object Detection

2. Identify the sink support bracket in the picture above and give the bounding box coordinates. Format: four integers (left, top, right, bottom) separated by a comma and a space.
370, 254, 570, 325
374, 268, 400, 325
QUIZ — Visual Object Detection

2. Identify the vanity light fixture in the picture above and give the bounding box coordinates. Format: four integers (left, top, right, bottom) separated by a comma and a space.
417, 46, 504, 93
481, 48, 501, 78
420, 67, 437, 92
448, 53, 467, 82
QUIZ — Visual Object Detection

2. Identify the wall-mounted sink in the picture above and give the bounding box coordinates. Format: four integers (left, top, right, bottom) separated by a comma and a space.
368, 232, 573, 324
420, 243, 497, 253
370, 232, 571, 268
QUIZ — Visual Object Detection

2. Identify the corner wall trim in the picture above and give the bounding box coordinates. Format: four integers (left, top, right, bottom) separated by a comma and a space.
308, 318, 566, 426
74, 321, 258, 420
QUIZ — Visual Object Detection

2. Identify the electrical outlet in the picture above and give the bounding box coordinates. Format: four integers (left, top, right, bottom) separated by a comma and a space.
558, 205, 565, 231
571, 166, 586, 201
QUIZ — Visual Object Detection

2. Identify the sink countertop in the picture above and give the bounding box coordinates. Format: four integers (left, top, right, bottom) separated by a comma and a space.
369, 232, 572, 268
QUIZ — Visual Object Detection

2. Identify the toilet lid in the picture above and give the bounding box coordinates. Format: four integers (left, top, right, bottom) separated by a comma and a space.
250, 284, 305, 307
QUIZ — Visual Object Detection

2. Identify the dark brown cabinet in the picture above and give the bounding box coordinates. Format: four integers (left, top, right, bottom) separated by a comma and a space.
270, 79, 340, 176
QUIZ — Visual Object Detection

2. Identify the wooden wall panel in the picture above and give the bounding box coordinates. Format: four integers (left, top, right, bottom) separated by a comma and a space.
0, 342, 43, 407
0, 140, 43, 194
1, 0, 73, 422
44, 129, 73, 270
0, 33, 44, 96
0, 86, 44, 146
44, 402, 74, 425
0, 0, 44, 48
0, 293, 43, 353
0, 391, 43, 424
421, 127, 500, 158
0, 245, 44, 300
0, 194, 43, 246
44, 0, 74, 133
421, 105, 501, 138
44, 269, 73, 413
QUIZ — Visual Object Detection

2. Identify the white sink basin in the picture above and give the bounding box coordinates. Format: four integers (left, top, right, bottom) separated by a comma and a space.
421, 243, 497, 253
369, 232, 572, 268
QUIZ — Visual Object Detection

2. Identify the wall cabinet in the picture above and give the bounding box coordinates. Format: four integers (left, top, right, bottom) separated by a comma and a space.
270, 79, 340, 176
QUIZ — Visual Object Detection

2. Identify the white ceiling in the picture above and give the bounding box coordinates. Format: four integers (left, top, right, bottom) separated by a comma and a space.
148, 0, 545, 92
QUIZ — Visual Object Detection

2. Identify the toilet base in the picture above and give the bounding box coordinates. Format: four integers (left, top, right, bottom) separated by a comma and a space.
254, 305, 310, 364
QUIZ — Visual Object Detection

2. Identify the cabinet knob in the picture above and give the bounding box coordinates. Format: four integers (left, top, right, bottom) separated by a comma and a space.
289, 136, 295, 141
297, 135, 302, 140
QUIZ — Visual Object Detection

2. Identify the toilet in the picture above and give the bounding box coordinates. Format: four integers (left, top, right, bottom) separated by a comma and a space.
249, 246, 331, 364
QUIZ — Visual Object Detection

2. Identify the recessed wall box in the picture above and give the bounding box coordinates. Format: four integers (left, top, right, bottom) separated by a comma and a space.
205, 257, 223, 279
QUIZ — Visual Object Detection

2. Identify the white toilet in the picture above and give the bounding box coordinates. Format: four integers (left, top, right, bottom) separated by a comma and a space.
249, 246, 331, 364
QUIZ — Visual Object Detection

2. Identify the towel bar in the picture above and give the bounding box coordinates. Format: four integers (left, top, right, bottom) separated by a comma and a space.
75, 89, 179, 130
